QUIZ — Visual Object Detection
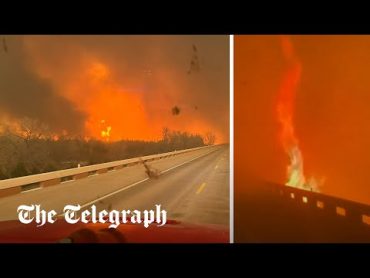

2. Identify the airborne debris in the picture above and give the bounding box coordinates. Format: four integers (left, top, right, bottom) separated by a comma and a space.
172, 106, 181, 116
2, 38, 7, 53
187, 44, 200, 74
140, 158, 160, 179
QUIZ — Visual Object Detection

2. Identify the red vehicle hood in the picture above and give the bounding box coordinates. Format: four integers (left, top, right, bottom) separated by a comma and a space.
0, 219, 229, 243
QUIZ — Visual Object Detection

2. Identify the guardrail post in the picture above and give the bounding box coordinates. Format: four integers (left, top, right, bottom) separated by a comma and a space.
0, 187, 21, 198
40, 178, 61, 187
74, 172, 89, 179
97, 168, 108, 174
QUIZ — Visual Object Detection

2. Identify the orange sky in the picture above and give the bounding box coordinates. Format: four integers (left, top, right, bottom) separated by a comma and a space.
236, 35, 370, 205
0, 36, 229, 143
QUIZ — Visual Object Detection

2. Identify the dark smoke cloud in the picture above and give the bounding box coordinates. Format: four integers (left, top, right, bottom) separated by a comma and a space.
0, 36, 86, 134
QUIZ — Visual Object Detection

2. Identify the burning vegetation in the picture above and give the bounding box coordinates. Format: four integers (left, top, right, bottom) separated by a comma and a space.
0, 36, 228, 181
0, 120, 210, 180
100, 120, 112, 141
0, 36, 228, 146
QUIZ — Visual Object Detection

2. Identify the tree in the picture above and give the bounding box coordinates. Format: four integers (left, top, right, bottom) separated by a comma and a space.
18, 117, 50, 143
162, 127, 170, 143
204, 132, 216, 145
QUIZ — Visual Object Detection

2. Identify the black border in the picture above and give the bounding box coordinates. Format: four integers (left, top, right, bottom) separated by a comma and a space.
4, 24, 370, 35
2, 8, 370, 35
2, 243, 370, 265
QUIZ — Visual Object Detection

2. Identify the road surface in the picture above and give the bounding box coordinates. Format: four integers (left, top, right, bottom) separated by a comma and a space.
0, 145, 230, 227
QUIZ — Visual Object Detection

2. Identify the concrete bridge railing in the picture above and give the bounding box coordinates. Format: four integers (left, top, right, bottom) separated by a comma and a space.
266, 183, 370, 228
0, 145, 218, 198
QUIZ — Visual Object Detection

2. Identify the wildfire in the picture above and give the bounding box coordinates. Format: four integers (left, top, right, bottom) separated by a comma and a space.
100, 120, 112, 141
277, 36, 321, 192
22, 38, 227, 143
68, 61, 152, 141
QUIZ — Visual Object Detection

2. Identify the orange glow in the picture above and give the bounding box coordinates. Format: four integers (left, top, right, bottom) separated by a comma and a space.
22, 37, 228, 143
68, 61, 152, 141
277, 36, 301, 150
100, 120, 112, 141
276, 37, 319, 191
235, 35, 370, 205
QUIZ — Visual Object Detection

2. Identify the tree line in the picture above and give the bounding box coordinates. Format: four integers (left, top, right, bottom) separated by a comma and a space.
0, 118, 215, 179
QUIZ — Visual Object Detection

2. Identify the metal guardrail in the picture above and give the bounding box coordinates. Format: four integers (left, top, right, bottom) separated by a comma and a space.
0, 145, 218, 198
266, 182, 370, 228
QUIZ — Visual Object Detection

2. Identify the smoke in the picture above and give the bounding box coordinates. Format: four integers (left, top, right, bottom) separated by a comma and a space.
16, 35, 229, 142
236, 35, 370, 205
0, 36, 86, 134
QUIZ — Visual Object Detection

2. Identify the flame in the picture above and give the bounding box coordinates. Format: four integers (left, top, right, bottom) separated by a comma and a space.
65, 61, 152, 141
22, 38, 227, 143
277, 36, 320, 192
100, 120, 112, 141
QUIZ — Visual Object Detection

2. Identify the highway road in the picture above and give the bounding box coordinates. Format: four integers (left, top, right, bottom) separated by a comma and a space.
0, 145, 230, 228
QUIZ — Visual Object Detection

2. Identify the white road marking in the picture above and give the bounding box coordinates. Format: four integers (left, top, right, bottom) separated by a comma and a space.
58, 148, 218, 216
80, 178, 150, 210
20, 187, 42, 194
196, 183, 207, 194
